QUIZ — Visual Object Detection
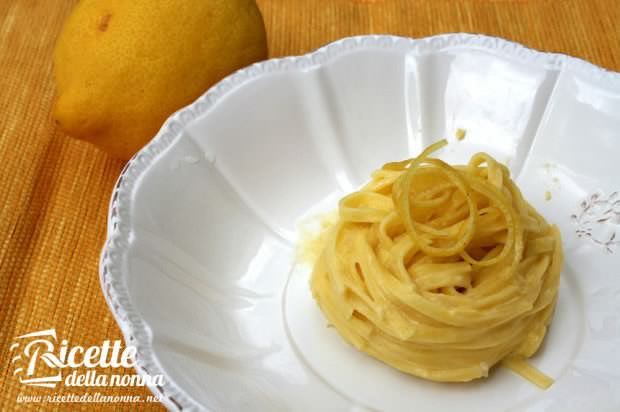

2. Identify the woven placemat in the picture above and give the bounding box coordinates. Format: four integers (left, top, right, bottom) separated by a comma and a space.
1, 0, 618, 410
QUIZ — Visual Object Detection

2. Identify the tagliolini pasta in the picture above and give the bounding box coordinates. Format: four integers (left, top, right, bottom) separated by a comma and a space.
310, 140, 562, 389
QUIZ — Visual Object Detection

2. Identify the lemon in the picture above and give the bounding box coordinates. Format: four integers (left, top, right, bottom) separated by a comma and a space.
53, 0, 267, 159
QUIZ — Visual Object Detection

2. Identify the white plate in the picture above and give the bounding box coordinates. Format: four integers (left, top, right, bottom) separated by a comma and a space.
100, 34, 620, 412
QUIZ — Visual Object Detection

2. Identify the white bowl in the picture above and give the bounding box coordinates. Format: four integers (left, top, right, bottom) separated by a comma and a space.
100, 34, 620, 412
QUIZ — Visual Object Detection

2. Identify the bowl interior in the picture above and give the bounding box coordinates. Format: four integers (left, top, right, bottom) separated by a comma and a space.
116, 36, 620, 411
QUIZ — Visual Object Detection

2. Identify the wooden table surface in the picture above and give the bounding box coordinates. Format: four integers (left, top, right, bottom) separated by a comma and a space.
1, 0, 618, 410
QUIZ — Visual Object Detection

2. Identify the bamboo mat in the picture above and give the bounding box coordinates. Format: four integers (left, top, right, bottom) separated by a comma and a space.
1, 0, 618, 410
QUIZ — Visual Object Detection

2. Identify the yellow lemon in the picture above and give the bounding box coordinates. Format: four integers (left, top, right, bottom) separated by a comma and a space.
53, 0, 267, 159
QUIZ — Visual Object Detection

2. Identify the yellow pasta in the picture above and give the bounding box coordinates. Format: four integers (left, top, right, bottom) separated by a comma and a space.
310, 140, 562, 389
